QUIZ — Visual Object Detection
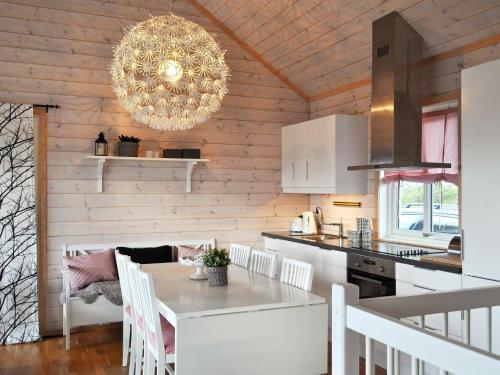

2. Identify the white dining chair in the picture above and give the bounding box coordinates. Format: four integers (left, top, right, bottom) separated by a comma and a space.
115, 251, 133, 368
280, 257, 314, 292
127, 260, 147, 375
249, 249, 277, 277
135, 268, 176, 375
229, 243, 251, 268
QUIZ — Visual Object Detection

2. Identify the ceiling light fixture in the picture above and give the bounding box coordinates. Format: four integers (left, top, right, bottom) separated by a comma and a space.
110, 14, 230, 131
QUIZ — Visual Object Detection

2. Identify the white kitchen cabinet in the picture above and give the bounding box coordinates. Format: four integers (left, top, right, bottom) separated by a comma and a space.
396, 263, 462, 339
461, 59, 500, 281
461, 275, 500, 355
282, 123, 308, 188
281, 114, 367, 194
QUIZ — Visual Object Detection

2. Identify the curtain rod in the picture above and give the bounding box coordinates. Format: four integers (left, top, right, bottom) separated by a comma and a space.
33, 104, 61, 113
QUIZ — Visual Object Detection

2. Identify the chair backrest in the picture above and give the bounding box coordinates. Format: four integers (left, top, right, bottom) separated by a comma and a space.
280, 257, 314, 292
249, 249, 277, 277
135, 268, 164, 354
126, 260, 143, 330
115, 251, 131, 308
229, 243, 251, 268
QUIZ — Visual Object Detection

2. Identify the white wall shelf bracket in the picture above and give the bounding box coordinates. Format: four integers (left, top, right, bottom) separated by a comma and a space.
86, 155, 209, 193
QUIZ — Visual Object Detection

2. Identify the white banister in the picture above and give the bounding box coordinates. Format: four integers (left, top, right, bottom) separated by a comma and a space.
332, 284, 360, 375
332, 284, 500, 375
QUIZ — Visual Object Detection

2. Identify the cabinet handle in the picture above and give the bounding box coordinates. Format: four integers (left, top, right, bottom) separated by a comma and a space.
306, 161, 309, 180
413, 284, 436, 292
292, 162, 295, 181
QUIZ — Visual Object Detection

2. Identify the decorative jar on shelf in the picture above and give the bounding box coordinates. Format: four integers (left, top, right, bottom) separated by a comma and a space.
117, 134, 140, 157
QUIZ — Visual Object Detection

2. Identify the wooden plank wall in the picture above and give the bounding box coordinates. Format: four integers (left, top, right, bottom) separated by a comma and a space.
309, 38, 500, 232
0, 0, 309, 332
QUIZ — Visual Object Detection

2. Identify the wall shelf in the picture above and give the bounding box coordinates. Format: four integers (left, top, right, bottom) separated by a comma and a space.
85, 155, 209, 193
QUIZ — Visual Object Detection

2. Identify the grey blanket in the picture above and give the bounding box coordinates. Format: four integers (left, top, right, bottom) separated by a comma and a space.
59, 280, 123, 306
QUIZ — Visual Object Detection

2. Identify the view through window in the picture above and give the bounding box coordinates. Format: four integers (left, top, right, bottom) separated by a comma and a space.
396, 181, 459, 235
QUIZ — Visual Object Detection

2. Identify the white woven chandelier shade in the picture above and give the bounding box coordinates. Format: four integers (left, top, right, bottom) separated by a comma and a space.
110, 14, 230, 131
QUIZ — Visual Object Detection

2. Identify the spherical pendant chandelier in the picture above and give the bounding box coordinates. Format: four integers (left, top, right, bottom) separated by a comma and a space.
110, 14, 230, 131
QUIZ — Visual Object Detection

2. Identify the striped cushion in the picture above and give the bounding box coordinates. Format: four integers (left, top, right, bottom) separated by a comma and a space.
63, 249, 118, 290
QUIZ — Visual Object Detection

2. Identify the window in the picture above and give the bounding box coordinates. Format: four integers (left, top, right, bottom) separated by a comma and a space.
380, 104, 460, 245
391, 180, 459, 240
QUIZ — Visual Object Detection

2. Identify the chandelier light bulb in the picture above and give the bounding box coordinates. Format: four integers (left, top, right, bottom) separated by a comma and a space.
110, 14, 230, 131
160, 60, 183, 83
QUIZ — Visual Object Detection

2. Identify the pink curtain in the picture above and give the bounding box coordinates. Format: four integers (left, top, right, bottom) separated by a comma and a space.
384, 109, 459, 185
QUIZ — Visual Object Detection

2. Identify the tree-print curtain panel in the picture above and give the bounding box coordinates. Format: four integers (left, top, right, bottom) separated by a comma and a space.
0, 103, 39, 344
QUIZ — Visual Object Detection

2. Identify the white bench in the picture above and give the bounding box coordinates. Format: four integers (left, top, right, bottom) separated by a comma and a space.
61, 239, 215, 350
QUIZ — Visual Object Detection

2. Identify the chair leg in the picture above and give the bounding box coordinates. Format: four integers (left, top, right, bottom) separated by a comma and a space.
135, 335, 144, 375
63, 301, 71, 350
128, 326, 137, 375
123, 316, 131, 366
146, 351, 156, 375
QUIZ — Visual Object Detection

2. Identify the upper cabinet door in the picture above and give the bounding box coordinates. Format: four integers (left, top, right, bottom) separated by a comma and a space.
282, 123, 307, 188
307, 116, 335, 188
461, 59, 500, 281
282, 115, 367, 194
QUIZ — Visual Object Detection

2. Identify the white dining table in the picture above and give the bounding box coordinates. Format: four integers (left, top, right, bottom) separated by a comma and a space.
142, 263, 328, 375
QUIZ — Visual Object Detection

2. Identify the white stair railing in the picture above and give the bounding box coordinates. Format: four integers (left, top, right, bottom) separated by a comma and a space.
332, 283, 500, 375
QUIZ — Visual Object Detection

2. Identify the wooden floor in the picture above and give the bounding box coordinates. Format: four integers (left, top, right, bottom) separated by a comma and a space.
0, 325, 385, 375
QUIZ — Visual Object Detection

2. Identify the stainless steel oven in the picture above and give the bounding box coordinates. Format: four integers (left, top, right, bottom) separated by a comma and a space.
347, 253, 396, 299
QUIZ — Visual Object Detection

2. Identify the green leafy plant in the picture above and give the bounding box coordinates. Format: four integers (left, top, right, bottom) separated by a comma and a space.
201, 248, 231, 268
119, 134, 141, 143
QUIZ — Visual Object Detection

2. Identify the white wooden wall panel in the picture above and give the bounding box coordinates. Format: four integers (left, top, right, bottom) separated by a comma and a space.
0, 0, 309, 333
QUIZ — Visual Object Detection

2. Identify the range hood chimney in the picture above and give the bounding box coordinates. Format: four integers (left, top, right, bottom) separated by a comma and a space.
348, 12, 451, 171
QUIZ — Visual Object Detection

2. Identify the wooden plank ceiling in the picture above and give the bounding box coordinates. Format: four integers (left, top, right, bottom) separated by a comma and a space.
194, 0, 500, 102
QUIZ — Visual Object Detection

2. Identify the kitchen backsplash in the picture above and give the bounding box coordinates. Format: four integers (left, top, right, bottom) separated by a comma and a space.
309, 194, 375, 235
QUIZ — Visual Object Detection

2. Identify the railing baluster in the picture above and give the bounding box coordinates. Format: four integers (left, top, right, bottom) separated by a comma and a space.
411, 355, 418, 375
464, 309, 471, 345
387, 346, 394, 375
440, 312, 449, 375
366, 336, 374, 375
487, 306, 492, 352
418, 316, 424, 375
394, 350, 400, 375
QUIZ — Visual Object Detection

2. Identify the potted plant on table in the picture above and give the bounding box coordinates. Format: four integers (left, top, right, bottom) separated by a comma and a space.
201, 248, 231, 286
117, 134, 141, 157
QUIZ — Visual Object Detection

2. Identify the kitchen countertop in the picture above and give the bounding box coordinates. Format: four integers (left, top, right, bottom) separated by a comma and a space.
262, 231, 462, 274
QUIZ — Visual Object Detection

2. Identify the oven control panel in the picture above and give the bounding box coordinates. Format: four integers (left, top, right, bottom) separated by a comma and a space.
347, 253, 395, 278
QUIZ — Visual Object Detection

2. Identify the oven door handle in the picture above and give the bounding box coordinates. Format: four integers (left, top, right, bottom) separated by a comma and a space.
350, 274, 383, 285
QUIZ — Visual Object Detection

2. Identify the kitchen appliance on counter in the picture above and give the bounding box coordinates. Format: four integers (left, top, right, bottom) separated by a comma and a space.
347, 253, 395, 299
289, 212, 318, 235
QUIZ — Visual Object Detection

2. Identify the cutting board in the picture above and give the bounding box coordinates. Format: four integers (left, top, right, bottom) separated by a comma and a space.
420, 253, 462, 268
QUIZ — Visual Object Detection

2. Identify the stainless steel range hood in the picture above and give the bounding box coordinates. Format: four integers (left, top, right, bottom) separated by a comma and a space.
348, 12, 451, 171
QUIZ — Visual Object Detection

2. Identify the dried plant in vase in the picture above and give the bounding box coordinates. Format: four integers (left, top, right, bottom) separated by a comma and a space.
201, 248, 231, 286
117, 134, 141, 157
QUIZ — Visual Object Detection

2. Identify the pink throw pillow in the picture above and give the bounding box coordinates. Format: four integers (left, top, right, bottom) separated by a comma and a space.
63, 248, 118, 290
